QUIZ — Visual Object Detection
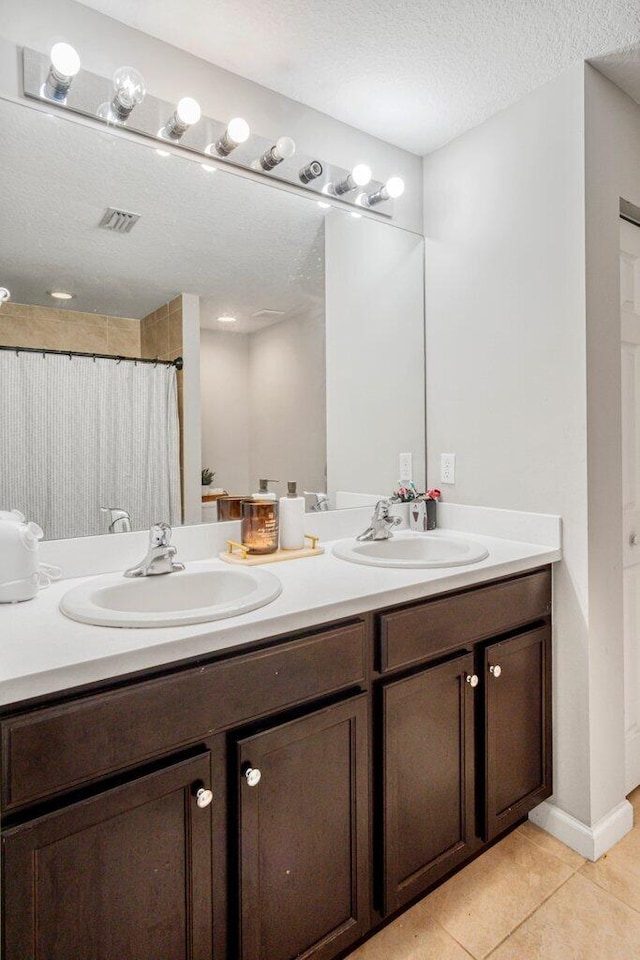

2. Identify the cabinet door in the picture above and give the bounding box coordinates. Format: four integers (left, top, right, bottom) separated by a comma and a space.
484, 625, 552, 840
2, 753, 214, 960
382, 653, 477, 915
237, 695, 370, 960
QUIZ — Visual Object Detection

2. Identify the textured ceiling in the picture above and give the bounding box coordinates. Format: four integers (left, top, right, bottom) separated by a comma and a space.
0, 99, 325, 327
75, 0, 640, 154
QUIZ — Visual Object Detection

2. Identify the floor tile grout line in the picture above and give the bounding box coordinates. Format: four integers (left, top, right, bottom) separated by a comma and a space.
515, 826, 586, 872
429, 868, 578, 960
577, 865, 640, 917
484, 871, 580, 959
423, 830, 581, 960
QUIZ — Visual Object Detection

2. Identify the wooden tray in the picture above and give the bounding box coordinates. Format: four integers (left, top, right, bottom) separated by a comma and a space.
220, 537, 324, 565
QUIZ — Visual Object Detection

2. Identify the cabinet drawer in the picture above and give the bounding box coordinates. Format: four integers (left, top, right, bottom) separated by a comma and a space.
378, 568, 551, 672
2, 621, 366, 811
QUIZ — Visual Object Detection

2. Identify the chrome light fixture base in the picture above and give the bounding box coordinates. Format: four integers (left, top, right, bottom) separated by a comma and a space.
22, 46, 395, 219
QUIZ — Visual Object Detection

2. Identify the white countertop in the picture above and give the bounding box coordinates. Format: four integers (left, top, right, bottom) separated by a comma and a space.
0, 526, 561, 707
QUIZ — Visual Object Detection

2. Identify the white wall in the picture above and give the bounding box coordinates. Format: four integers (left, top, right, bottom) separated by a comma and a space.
423, 66, 597, 828
201, 307, 326, 497
325, 211, 426, 501
584, 65, 640, 822
0, 0, 422, 234
200, 328, 251, 495
249, 308, 326, 495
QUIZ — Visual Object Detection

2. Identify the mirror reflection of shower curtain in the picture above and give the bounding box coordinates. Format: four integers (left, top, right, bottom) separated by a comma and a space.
0, 352, 181, 539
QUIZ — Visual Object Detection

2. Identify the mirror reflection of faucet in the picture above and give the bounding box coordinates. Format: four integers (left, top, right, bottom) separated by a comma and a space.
101, 507, 132, 534
304, 491, 330, 512
356, 499, 402, 541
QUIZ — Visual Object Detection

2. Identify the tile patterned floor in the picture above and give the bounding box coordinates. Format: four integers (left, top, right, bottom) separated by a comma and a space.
350, 789, 640, 960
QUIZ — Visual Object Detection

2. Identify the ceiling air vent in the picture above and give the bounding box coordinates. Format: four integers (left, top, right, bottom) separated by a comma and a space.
99, 207, 140, 233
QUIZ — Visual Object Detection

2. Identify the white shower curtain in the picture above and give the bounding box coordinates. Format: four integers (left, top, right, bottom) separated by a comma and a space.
0, 352, 181, 539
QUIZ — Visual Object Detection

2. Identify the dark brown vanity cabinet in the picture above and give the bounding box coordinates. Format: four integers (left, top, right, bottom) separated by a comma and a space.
236, 695, 370, 960
483, 625, 552, 840
381, 653, 477, 914
2, 753, 215, 960
0, 567, 552, 960
377, 567, 552, 916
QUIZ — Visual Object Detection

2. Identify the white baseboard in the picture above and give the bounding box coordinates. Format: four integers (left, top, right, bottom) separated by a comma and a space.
529, 799, 633, 861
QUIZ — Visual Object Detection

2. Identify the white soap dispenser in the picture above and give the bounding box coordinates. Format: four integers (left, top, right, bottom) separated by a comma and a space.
279, 481, 305, 550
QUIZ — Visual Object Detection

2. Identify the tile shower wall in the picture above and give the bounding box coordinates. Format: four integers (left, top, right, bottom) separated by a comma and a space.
140, 296, 183, 362
140, 294, 184, 428
0, 303, 141, 356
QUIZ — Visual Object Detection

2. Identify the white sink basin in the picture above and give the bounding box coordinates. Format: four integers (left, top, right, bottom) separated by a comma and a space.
333, 530, 489, 569
60, 562, 282, 628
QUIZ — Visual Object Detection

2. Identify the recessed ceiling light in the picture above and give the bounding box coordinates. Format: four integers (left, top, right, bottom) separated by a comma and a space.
217, 315, 237, 323
48, 290, 75, 300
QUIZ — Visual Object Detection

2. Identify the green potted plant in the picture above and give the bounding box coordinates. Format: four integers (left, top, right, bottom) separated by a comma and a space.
201, 468, 215, 496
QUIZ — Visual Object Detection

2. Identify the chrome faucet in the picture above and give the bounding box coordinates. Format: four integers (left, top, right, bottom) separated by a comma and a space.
304, 491, 330, 512
124, 522, 185, 578
101, 507, 132, 534
356, 499, 402, 541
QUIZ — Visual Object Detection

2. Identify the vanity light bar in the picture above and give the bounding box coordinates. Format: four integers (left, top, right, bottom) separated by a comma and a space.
22, 46, 400, 219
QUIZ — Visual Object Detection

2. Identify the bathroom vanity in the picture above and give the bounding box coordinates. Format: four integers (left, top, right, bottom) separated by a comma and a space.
0, 549, 553, 960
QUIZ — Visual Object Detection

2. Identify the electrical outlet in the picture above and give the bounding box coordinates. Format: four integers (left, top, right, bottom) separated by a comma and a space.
440, 453, 456, 484
399, 452, 413, 482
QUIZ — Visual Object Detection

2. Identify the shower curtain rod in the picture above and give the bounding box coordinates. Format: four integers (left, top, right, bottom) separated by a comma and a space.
0, 344, 183, 370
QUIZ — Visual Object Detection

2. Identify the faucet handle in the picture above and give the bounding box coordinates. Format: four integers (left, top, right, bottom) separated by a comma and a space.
150, 521, 172, 547
101, 507, 130, 520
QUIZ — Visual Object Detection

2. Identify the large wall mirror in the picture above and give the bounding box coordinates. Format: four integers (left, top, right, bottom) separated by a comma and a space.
0, 96, 425, 540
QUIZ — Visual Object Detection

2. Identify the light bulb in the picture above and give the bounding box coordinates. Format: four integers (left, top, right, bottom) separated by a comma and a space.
228, 117, 250, 144
214, 116, 251, 156
111, 66, 146, 120
44, 42, 81, 101
177, 97, 201, 125
164, 97, 201, 139
333, 163, 372, 196
50, 42, 81, 79
275, 136, 295, 160
385, 176, 405, 199
361, 176, 406, 207
352, 164, 372, 187
259, 135, 296, 171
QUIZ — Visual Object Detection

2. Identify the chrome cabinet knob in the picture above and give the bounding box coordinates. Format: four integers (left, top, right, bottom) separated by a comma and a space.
490, 664, 502, 678
245, 767, 261, 787
631, 533, 639, 546
465, 674, 479, 688
195, 787, 213, 808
